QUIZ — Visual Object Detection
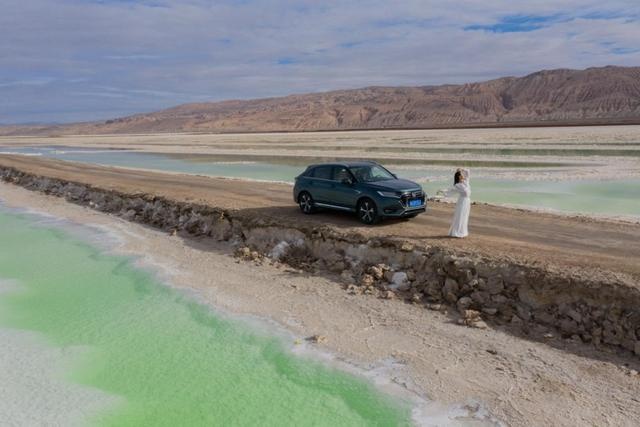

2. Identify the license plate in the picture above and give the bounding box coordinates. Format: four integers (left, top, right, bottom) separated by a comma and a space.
408, 198, 422, 207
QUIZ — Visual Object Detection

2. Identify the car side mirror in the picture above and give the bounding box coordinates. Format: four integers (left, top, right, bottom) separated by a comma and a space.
341, 178, 353, 185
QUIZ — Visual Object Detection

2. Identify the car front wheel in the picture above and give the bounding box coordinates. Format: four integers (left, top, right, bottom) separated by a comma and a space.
357, 198, 379, 225
298, 191, 316, 214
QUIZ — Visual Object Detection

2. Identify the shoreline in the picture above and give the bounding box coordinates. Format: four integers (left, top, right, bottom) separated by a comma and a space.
0, 185, 494, 426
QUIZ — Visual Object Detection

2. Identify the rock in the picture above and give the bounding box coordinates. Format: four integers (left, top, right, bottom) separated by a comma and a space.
516, 304, 532, 322
442, 277, 459, 303
346, 284, 359, 295
368, 265, 384, 280
491, 294, 508, 305
457, 296, 473, 312
559, 319, 579, 336
635, 341, 640, 356
307, 334, 327, 344
250, 251, 261, 260
460, 310, 487, 329
566, 309, 582, 324
383, 270, 395, 283
406, 270, 416, 282
470, 291, 489, 305
424, 285, 441, 302
340, 270, 355, 284
329, 261, 346, 273
410, 293, 422, 303
381, 290, 395, 299
123, 209, 137, 220
483, 275, 504, 295
400, 242, 414, 252
471, 320, 488, 329
427, 303, 442, 311
389, 272, 409, 291
360, 274, 375, 287
269, 241, 291, 260
482, 307, 498, 316
534, 310, 556, 325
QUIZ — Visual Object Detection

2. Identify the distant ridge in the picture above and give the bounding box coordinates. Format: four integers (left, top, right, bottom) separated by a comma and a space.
2, 65, 640, 136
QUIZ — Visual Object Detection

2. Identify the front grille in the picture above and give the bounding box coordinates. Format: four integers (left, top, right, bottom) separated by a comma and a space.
400, 190, 425, 207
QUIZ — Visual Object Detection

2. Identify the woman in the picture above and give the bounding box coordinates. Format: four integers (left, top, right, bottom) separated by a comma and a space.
438, 168, 471, 238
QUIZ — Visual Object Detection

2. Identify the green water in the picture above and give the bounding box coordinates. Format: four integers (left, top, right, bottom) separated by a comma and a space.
421, 178, 640, 217
0, 210, 412, 426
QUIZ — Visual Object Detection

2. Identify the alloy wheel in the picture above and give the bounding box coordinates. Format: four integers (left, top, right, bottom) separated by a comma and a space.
299, 193, 314, 214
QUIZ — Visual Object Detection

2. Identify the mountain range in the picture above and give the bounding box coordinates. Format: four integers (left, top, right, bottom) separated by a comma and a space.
2, 65, 640, 135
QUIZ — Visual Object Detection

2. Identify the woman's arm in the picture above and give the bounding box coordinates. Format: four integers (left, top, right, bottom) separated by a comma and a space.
461, 168, 470, 183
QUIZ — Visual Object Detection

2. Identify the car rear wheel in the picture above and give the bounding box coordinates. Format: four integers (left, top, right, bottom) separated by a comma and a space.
298, 191, 316, 214
357, 198, 379, 225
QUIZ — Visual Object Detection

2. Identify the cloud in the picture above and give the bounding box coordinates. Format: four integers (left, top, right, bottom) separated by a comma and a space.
1, 0, 639, 123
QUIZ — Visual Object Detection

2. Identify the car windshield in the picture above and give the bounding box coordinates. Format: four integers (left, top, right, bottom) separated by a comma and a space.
349, 165, 395, 182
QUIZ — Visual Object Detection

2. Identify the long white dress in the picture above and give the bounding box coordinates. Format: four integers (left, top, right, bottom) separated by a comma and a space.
445, 170, 471, 238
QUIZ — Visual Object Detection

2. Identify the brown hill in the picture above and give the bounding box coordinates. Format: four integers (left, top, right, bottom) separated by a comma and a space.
3, 65, 640, 135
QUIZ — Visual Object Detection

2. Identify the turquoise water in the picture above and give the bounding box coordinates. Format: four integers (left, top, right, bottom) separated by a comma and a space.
421, 178, 640, 217
1, 146, 639, 217
0, 208, 414, 426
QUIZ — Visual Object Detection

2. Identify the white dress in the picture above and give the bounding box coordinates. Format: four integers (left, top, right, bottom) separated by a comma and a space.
445, 170, 471, 238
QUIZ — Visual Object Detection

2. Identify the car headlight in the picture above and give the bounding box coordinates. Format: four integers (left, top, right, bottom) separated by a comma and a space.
377, 191, 400, 198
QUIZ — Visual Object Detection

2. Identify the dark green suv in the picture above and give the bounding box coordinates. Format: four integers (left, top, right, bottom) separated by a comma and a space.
293, 161, 426, 224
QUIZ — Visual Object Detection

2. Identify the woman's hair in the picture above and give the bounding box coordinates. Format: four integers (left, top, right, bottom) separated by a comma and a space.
454, 170, 463, 185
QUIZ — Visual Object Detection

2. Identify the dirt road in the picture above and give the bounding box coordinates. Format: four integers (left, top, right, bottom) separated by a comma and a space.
1, 154, 639, 284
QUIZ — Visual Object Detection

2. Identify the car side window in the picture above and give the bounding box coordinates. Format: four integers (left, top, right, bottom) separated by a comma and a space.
332, 166, 351, 182
311, 166, 332, 180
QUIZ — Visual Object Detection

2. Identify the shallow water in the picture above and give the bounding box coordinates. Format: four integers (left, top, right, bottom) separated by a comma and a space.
0, 208, 418, 426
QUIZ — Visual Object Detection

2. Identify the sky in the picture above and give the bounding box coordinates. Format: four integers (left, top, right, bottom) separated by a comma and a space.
1, 0, 639, 124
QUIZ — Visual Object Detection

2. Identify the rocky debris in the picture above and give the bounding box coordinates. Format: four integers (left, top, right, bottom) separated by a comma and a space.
457, 296, 473, 312
460, 310, 489, 329
234, 246, 263, 263
400, 242, 414, 252
307, 334, 327, 344
2, 165, 640, 358
389, 272, 410, 291
367, 264, 387, 280
360, 274, 375, 288
380, 290, 395, 300
442, 277, 459, 304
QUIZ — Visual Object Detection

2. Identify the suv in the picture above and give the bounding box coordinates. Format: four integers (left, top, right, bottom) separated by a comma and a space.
293, 161, 427, 224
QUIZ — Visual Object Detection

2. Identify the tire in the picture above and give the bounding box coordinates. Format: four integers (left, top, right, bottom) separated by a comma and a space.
298, 191, 316, 214
357, 198, 380, 225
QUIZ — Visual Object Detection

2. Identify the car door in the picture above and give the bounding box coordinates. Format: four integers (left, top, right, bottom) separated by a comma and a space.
330, 166, 360, 210
307, 165, 334, 203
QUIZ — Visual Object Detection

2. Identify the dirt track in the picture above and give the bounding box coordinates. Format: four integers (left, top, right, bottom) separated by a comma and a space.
1, 153, 639, 284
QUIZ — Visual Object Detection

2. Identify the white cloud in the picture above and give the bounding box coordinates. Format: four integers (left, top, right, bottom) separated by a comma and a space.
0, 0, 639, 123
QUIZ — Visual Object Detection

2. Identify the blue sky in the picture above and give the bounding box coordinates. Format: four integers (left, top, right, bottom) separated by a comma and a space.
1, 0, 639, 124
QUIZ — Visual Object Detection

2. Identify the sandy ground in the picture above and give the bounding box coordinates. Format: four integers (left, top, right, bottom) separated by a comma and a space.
1, 154, 639, 287
2, 181, 640, 427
